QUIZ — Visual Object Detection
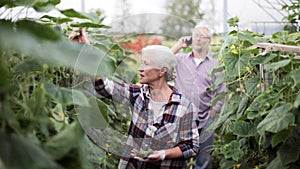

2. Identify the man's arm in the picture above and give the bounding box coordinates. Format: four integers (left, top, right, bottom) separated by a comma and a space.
171, 36, 191, 54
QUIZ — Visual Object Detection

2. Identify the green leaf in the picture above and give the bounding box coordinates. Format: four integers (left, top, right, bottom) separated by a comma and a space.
0, 23, 116, 77
236, 95, 249, 115
290, 68, 300, 87
257, 102, 294, 134
246, 91, 281, 119
224, 50, 250, 78
278, 132, 300, 166
77, 98, 109, 130
233, 120, 256, 137
266, 156, 284, 169
286, 31, 300, 44
0, 0, 11, 7
16, 19, 61, 41
227, 16, 239, 27
33, 0, 60, 12
238, 32, 256, 44
44, 121, 84, 159
271, 129, 291, 147
245, 78, 260, 96
264, 59, 291, 71
60, 9, 91, 20
70, 22, 110, 28
294, 94, 300, 108
220, 140, 243, 161
251, 53, 277, 65
51, 103, 65, 122
41, 15, 73, 24
0, 133, 60, 169
13, 0, 37, 7
44, 82, 90, 107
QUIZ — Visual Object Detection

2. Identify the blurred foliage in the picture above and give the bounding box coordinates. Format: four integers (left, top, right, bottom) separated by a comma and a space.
282, 0, 299, 32
0, 0, 135, 168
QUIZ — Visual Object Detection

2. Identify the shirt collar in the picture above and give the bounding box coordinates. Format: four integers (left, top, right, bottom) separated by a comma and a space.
188, 51, 211, 61
140, 84, 181, 104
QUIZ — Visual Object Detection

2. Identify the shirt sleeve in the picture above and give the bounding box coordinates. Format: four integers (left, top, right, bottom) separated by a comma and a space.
177, 102, 200, 159
94, 78, 140, 105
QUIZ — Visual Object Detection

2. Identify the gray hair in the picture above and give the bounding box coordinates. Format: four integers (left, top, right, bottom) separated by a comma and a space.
192, 25, 212, 40
142, 45, 177, 81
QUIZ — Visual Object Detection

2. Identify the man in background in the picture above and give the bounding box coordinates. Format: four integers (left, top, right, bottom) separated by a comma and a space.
172, 25, 226, 169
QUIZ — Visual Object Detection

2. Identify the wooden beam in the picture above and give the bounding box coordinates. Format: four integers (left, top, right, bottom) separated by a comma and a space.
248, 42, 300, 55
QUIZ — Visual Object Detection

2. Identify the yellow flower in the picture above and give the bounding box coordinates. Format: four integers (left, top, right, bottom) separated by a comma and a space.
246, 66, 251, 74
257, 83, 261, 88
231, 49, 238, 55
254, 166, 259, 169
105, 143, 110, 148
107, 153, 112, 157
40, 83, 44, 89
230, 44, 236, 49
234, 163, 241, 168
58, 112, 64, 119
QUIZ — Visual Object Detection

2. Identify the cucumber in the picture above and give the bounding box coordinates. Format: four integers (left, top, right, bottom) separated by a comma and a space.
136, 149, 153, 159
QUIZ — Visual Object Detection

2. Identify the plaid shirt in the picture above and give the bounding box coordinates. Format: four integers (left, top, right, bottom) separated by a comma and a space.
94, 78, 200, 169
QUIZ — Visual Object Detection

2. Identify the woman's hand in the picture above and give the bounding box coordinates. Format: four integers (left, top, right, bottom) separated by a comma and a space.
131, 149, 165, 162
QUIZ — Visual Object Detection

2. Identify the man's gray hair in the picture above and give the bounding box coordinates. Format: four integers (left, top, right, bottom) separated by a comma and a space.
192, 25, 212, 40
142, 45, 177, 81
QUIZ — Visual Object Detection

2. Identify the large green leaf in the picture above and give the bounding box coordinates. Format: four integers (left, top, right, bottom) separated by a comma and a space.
278, 131, 300, 166
44, 120, 85, 159
0, 133, 60, 169
238, 32, 256, 44
44, 82, 90, 107
233, 120, 256, 137
246, 91, 281, 119
60, 9, 91, 20
224, 50, 250, 78
77, 98, 109, 130
266, 156, 284, 169
257, 102, 294, 134
0, 20, 116, 77
16, 19, 61, 41
264, 59, 291, 72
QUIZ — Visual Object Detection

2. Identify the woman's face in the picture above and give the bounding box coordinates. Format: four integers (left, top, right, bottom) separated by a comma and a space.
138, 55, 161, 84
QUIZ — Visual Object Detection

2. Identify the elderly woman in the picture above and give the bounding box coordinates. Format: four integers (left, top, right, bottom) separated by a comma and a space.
94, 45, 199, 169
